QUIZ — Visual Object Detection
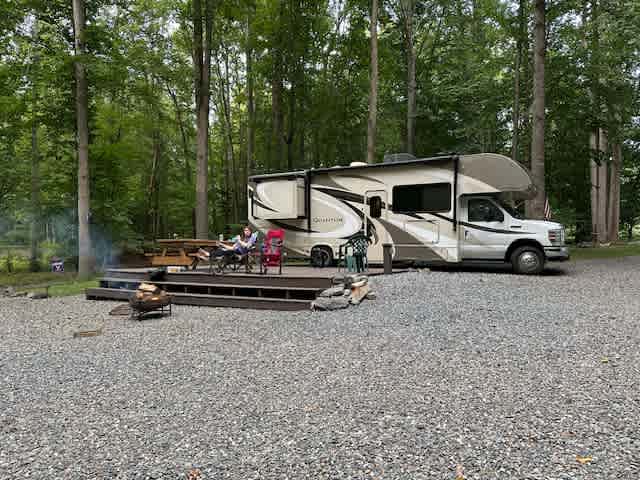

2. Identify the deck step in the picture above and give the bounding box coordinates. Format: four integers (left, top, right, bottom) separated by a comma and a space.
103, 270, 333, 289
86, 288, 312, 311
99, 278, 322, 292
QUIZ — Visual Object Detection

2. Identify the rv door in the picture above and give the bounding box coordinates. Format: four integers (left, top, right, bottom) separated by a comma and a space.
364, 190, 387, 262
461, 197, 508, 260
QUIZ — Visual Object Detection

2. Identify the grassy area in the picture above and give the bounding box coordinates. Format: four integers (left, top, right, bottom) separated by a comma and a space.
0, 271, 98, 297
570, 243, 640, 260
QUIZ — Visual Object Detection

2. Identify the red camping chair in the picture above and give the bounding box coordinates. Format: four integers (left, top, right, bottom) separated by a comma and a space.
260, 229, 285, 274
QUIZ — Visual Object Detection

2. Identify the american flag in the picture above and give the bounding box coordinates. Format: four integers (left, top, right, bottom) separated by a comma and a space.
544, 197, 552, 220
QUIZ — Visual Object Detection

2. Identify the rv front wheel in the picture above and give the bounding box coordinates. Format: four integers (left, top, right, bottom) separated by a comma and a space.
511, 246, 544, 275
310, 246, 333, 268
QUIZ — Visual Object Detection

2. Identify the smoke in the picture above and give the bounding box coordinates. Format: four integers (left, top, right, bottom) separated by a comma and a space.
91, 219, 121, 270
41, 209, 122, 271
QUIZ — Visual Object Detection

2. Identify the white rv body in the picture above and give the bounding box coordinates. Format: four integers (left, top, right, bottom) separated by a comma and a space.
248, 153, 569, 273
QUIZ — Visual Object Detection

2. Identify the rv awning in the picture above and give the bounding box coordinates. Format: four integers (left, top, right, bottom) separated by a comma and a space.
459, 153, 536, 199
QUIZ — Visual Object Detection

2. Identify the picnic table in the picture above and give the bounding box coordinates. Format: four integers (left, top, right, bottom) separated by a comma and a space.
149, 238, 233, 269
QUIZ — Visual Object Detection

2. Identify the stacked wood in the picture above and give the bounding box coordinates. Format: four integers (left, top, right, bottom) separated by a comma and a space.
311, 275, 375, 311
129, 283, 171, 312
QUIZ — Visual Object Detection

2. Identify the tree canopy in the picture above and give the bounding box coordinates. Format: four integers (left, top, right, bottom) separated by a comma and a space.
1, 0, 639, 267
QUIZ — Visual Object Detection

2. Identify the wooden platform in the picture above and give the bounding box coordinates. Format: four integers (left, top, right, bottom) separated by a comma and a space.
86, 265, 403, 311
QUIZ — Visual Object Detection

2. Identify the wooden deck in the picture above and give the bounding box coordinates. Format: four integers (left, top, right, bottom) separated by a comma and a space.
86, 265, 401, 310
86, 265, 405, 311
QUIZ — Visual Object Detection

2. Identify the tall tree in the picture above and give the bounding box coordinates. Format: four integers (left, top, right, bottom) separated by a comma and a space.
193, 0, 213, 238
511, 0, 526, 163
366, 0, 379, 164
528, 0, 545, 218
586, 0, 610, 243
398, 0, 417, 155
271, 0, 285, 170
29, 17, 40, 271
245, 2, 255, 175
72, 0, 92, 279
591, 129, 608, 241
608, 141, 622, 242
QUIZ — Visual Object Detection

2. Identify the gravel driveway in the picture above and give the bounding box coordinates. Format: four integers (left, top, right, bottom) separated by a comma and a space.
1, 258, 639, 479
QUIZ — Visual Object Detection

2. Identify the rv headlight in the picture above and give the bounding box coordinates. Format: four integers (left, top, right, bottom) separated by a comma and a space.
548, 228, 564, 245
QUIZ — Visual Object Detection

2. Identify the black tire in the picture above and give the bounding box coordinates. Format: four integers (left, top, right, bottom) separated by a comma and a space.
511, 245, 544, 275
310, 246, 333, 268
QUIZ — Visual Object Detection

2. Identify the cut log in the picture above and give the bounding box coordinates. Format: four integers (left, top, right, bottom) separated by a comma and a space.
109, 304, 131, 316
349, 284, 370, 305
73, 328, 103, 338
138, 282, 160, 293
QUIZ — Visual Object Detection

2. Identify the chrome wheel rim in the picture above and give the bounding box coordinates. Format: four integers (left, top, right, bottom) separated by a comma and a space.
518, 251, 540, 273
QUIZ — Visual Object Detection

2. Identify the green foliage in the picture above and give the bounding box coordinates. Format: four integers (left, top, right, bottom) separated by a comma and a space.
0, 270, 97, 296
0, 0, 639, 253
570, 243, 640, 260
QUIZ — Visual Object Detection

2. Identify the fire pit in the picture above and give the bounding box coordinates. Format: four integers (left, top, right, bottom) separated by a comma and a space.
129, 283, 172, 320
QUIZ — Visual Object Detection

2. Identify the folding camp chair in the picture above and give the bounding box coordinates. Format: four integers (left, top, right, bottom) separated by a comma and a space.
260, 229, 285, 274
338, 232, 370, 273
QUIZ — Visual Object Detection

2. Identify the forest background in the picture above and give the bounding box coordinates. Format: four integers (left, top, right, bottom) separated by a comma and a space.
1, 0, 639, 275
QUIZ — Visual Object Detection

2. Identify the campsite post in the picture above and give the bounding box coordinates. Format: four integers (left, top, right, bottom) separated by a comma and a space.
383, 243, 392, 274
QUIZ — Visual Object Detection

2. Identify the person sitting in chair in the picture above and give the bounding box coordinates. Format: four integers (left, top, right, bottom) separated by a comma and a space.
197, 226, 257, 261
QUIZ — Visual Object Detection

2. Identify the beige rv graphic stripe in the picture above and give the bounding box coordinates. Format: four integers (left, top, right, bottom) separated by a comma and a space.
426, 212, 533, 235
338, 174, 385, 185
248, 186, 278, 212
312, 186, 380, 242
377, 218, 444, 260
313, 176, 346, 191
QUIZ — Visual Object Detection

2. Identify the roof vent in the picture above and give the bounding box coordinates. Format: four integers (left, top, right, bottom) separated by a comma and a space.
349, 161, 367, 167
383, 153, 416, 163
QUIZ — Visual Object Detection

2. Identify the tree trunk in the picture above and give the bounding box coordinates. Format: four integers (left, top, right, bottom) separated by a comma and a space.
216, 47, 238, 224
246, 8, 255, 175
597, 129, 608, 240
148, 124, 161, 239
512, 0, 525, 162
193, 0, 213, 239
167, 85, 191, 184
589, 131, 598, 242
29, 19, 40, 272
299, 81, 306, 166
366, 0, 379, 164
223, 135, 231, 227
72, 0, 91, 279
528, 0, 546, 219
271, 68, 283, 171
607, 142, 621, 242
225, 49, 239, 223
271, 1, 285, 171
403, 0, 416, 155
590, 128, 609, 243
286, 79, 296, 171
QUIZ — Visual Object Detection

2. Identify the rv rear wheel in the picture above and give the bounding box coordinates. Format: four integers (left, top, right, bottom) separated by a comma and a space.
310, 246, 333, 268
511, 246, 544, 275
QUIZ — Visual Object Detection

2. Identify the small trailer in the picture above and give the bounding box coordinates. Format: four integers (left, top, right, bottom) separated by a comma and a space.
247, 153, 569, 274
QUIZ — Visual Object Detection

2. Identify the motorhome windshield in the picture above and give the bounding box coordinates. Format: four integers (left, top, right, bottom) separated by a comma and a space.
495, 198, 523, 219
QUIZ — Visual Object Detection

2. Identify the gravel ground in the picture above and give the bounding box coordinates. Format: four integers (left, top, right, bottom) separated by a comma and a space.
1, 257, 639, 479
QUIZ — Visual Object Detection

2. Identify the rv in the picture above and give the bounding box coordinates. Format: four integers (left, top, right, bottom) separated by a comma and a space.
247, 153, 569, 274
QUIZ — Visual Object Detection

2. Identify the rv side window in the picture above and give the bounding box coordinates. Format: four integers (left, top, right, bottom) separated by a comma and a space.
369, 196, 382, 218
392, 183, 451, 213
